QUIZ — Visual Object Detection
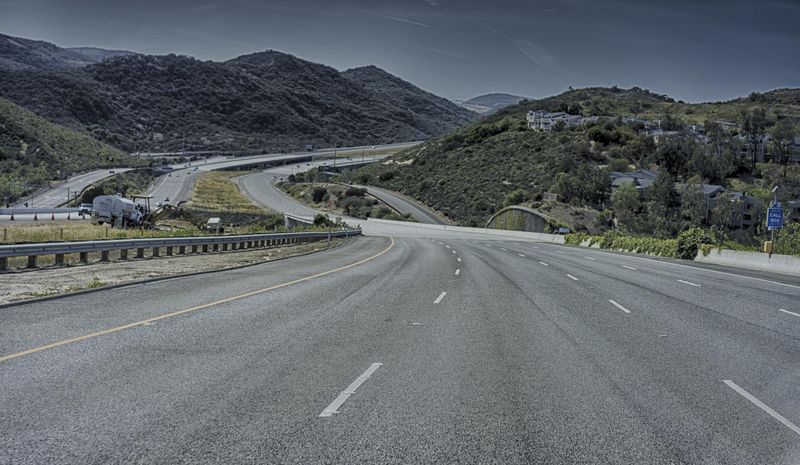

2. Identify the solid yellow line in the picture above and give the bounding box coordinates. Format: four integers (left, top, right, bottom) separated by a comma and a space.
0, 237, 396, 364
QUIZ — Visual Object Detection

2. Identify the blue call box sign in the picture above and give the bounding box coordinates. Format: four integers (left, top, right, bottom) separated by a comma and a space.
767, 207, 783, 229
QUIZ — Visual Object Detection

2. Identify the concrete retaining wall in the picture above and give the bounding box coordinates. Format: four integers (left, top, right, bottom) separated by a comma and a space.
695, 248, 800, 275
366, 218, 565, 243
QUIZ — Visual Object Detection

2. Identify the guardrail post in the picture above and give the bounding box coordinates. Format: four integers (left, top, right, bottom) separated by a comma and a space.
100, 250, 109, 262
213, 243, 219, 252
120, 249, 128, 260
166, 246, 173, 256
79, 252, 89, 264
202, 244, 208, 253
222, 243, 228, 251
152, 247, 160, 257
27, 255, 37, 269
136, 248, 145, 259
191, 245, 198, 254
179, 245, 185, 255
260, 239, 265, 247
54, 253, 65, 266
0, 257, 7, 271
240, 241, 246, 249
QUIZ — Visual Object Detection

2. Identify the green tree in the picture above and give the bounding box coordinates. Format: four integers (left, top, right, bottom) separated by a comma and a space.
679, 175, 707, 227
503, 189, 527, 207
645, 172, 676, 234
741, 107, 767, 168
611, 182, 641, 232
655, 137, 694, 177
769, 119, 796, 177
709, 191, 741, 237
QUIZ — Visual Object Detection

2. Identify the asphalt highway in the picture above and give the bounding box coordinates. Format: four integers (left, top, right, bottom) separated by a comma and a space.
12, 168, 133, 208
2, 235, 799, 464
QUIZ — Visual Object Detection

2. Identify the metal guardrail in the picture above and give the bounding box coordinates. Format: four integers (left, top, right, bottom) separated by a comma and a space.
0, 229, 360, 271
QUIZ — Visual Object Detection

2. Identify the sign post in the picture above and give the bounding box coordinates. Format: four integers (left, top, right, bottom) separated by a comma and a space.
767, 201, 783, 258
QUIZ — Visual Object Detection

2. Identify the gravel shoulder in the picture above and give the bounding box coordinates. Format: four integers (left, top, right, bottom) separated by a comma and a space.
0, 238, 345, 305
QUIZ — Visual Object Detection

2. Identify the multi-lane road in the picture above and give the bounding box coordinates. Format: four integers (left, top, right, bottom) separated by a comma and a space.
2, 144, 800, 463
146, 142, 419, 206
2, 231, 799, 463
238, 160, 445, 225
12, 168, 134, 208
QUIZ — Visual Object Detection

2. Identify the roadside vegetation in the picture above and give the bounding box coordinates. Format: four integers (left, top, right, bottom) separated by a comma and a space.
185, 171, 285, 230
0, 96, 145, 203
278, 181, 412, 221
71, 169, 157, 205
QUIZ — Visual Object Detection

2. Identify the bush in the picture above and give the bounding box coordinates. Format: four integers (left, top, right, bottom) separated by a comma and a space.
676, 227, 714, 259
564, 232, 589, 246
311, 186, 328, 203
378, 170, 396, 181
344, 187, 367, 197
313, 213, 333, 226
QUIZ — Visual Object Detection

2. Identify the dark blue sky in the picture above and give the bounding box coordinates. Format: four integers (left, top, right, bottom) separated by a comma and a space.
1, 0, 798, 102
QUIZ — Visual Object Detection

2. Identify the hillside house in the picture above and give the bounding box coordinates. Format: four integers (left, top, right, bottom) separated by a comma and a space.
527, 110, 593, 131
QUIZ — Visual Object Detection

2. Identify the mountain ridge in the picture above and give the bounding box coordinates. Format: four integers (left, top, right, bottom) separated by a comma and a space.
0, 33, 134, 71
0, 36, 477, 152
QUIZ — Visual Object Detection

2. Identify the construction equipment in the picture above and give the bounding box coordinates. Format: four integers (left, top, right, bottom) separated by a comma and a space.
91, 194, 144, 228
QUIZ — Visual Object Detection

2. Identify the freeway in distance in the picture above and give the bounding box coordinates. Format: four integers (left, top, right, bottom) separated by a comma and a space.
145, 141, 419, 206
238, 158, 446, 225
12, 168, 134, 208
1, 234, 798, 464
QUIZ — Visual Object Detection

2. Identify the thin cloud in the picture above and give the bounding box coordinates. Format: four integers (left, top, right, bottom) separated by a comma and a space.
380, 15, 432, 28
413, 45, 464, 60
480, 23, 554, 68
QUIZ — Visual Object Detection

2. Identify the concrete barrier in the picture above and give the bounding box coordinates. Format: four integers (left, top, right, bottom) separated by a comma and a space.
364, 218, 565, 243
0, 208, 80, 215
694, 248, 800, 275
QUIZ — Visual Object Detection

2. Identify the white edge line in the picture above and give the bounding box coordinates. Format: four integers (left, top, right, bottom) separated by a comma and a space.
584, 256, 596, 261
778, 308, 800, 318
622, 265, 637, 271
724, 379, 800, 436
572, 246, 800, 291
319, 363, 383, 417
677, 279, 701, 287
434, 291, 447, 304
608, 299, 631, 313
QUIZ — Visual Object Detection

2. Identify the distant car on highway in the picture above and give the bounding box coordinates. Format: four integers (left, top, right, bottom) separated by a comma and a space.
78, 203, 93, 216
108, 169, 116, 174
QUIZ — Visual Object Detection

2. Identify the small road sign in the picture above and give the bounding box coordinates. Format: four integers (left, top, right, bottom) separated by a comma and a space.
767, 206, 784, 230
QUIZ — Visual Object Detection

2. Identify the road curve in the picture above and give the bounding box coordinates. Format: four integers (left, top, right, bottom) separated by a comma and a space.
1, 236, 799, 464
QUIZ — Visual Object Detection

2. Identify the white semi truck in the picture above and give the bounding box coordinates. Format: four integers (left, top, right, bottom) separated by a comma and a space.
91, 194, 144, 228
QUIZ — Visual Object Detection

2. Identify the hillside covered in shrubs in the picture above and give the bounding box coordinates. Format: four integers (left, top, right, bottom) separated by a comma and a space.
0, 96, 143, 202
0, 50, 475, 153
350, 86, 800, 249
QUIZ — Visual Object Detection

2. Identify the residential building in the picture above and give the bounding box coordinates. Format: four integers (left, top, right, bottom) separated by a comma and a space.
527, 110, 591, 131
788, 200, 800, 224
609, 169, 658, 196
